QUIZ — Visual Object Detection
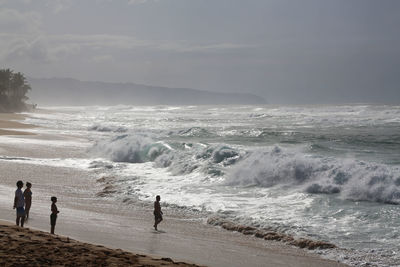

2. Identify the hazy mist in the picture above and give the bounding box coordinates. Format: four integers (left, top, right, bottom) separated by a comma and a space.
1, 0, 399, 104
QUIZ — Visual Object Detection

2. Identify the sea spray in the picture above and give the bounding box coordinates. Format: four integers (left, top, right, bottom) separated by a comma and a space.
89, 134, 169, 163
88, 124, 128, 133
226, 146, 400, 204
91, 133, 244, 177
90, 130, 400, 205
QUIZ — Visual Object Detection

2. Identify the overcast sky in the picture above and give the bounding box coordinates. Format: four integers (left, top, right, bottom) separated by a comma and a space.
1, 0, 399, 104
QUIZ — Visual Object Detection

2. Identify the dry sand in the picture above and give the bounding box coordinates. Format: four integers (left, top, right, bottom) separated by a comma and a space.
0, 112, 348, 267
0, 221, 200, 267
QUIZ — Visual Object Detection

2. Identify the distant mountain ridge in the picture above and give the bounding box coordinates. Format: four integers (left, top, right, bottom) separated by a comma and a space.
27, 77, 266, 105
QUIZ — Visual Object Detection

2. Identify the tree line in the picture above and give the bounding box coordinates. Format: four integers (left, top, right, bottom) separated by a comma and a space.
0, 69, 31, 112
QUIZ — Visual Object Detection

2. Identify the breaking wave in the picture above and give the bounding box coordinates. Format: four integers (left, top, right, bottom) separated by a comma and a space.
90, 133, 400, 205
173, 127, 215, 138
225, 146, 400, 204
90, 134, 243, 176
90, 134, 170, 163
88, 124, 128, 133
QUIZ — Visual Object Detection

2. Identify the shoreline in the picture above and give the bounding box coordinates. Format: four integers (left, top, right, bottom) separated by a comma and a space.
0, 111, 347, 267
0, 113, 36, 135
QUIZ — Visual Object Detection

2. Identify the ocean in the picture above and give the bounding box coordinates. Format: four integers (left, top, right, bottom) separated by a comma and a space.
8, 104, 400, 266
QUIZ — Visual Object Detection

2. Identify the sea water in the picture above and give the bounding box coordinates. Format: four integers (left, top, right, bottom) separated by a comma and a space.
9, 105, 400, 266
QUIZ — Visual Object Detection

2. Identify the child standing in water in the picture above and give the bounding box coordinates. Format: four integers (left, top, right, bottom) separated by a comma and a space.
153, 195, 163, 230
50, 196, 59, 234
23, 182, 32, 220
13, 180, 25, 227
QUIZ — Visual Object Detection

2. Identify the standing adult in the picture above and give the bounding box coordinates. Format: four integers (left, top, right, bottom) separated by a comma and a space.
13, 180, 25, 227
23, 182, 32, 220
153, 195, 163, 231
50, 196, 59, 234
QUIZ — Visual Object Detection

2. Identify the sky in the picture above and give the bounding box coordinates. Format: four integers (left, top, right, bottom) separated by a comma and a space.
1, 0, 399, 104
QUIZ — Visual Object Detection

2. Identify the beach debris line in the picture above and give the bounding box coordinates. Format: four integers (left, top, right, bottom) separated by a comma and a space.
96, 176, 118, 197
207, 217, 336, 250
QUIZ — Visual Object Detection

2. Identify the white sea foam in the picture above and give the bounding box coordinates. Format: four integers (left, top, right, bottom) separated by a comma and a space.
0, 135, 88, 147
0, 155, 93, 169
89, 134, 169, 163
226, 146, 400, 204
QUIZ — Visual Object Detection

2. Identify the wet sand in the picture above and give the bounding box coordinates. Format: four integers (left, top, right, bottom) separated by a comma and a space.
0, 221, 200, 266
0, 113, 347, 267
0, 113, 35, 135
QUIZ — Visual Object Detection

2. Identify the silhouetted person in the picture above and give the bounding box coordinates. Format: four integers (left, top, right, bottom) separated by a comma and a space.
23, 182, 32, 220
153, 195, 163, 230
13, 180, 25, 227
50, 196, 59, 234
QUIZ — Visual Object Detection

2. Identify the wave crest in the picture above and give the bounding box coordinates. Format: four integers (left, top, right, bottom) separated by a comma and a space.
90, 134, 169, 163
226, 146, 400, 204
88, 124, 127, 133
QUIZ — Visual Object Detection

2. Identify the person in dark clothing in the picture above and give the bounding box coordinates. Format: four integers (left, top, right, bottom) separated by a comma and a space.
23, 182, 32, 220
50, 196, 59, 234
13, 181, 25, 227
153, 195, 163, 231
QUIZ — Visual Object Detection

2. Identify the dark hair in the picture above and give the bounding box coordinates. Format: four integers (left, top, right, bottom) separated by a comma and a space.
26, 182, 32, 187
16, 181, 23, 188
51, 196, 57, 202
156, 195, 160, 200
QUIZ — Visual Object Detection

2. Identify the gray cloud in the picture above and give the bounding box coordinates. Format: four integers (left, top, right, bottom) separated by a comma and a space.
45, 0, 72, 14
0, 8, 42, 34
1, 0, 399, 104
1, 31, 255, 62
0, 35, 52, 63
91, 54, 114, 63
1, 0, 72, 13
127, 0, 153, 4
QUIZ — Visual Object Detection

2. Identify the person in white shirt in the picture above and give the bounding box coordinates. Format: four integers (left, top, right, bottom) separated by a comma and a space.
13, 180, 25, 227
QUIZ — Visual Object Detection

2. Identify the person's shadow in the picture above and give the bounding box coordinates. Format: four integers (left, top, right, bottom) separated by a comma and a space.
152, 229, 166, 234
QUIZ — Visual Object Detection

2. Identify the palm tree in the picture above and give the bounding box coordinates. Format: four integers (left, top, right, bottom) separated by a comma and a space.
0, 69, 12, 96
0, 69, 31, 112
11, 72, 31, 102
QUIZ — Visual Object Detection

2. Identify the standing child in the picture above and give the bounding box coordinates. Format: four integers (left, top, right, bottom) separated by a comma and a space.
153, 195, 163, 230
13, 180, 25, 227
50, 196, 59, 234
23, 182, 32, 220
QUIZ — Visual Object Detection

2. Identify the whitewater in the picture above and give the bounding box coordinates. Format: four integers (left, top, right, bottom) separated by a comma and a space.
10, 105, 400, 266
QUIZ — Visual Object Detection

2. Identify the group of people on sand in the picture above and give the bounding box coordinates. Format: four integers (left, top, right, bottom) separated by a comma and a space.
13, 181, 59, 234
13, 180, 164, 234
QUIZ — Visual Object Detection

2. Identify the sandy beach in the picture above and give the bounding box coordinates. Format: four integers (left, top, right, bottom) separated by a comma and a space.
0, 112, 347, 267
0, 220, 200, 266
0, 113, 36, 135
